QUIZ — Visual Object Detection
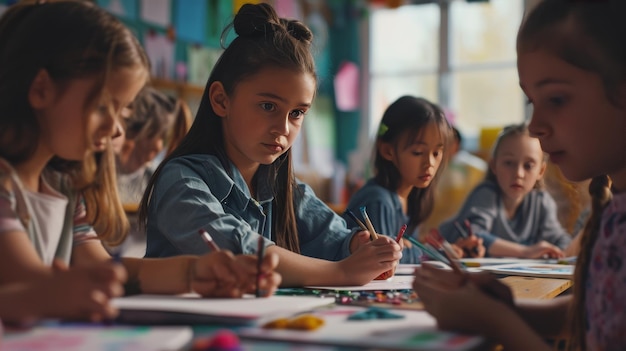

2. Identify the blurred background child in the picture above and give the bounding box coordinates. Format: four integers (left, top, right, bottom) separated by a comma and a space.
439, 123, 570, 258
116, 86, 192, 205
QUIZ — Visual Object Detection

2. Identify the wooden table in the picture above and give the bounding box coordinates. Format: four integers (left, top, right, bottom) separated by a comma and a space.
500, 276, 572, 299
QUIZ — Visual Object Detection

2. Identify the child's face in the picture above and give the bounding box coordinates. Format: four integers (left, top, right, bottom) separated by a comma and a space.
36, 67, 146, 161
381, 122, 445, 192
216, 67, 316, 171
490, 134, 545, 203
519, 49, 626, 188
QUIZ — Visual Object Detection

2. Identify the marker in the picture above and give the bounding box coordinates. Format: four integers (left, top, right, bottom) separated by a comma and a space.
198, 229, 220, 252
256, 236, 265, 298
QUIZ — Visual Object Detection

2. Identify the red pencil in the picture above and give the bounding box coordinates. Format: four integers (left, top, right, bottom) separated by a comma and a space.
395, 224, 407, 243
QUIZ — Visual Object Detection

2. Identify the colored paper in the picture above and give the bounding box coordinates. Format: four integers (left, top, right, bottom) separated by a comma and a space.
175, 0, 206, 43
333, 61, 360, 111
140, 0, 170, 27
144, 30, 175, 79
187, 46, 222, 86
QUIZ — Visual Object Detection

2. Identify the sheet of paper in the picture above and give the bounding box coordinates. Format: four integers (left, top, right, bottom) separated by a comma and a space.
240, 305, 483, 351
460, 257, 554, 266
306, 275, 415, 291
396, 263, 420, 275
477, 263, 574, 279
112, 294, 335, 319
3, 325, 192, 351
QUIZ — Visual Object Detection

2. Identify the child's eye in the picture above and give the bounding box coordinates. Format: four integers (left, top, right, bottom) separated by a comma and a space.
260, 102, 276, 112
289, 109, 306, 119
547, 96, 567, 107
524, 162, 535, 170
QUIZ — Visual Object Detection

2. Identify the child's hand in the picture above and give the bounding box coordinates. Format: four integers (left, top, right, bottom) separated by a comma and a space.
522, 241, 564, 259
349, 230, 372, 253
191, 251, 281, 298
454, 236, 485, 258
25, 260, 127, 323
234, 252, 281, 297
415, 263, 514, 306
413, 265, 515, 334
340, 235, 402, 285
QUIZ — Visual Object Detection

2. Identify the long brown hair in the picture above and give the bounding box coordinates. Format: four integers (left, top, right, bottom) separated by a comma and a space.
0, 0, 149, 245
139, 3, 316, 253
518, 0, 626, 349
373, 96, 452, 234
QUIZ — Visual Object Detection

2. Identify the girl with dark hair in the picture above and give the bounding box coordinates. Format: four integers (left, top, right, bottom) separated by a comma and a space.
141, 3, 402, 286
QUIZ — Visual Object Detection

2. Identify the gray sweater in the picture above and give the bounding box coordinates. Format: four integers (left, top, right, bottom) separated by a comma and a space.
439, 179, 572, 251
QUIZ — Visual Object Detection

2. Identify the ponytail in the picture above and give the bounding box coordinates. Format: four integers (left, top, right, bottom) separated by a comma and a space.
569, 175, 612, 350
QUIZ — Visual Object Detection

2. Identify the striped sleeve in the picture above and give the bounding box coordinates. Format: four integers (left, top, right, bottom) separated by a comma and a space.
72, 195, 99, 245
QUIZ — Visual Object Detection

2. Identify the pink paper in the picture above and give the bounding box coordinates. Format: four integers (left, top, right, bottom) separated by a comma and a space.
334, 61, 360, 112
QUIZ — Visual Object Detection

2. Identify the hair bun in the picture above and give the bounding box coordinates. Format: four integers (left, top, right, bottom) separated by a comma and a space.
282, 19, 313, 43
233, 3, 313, 44
233, 3, 280, 38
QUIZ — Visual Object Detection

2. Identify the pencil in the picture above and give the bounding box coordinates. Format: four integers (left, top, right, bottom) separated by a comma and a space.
198, 229, 221, 252
454, 220, 480, 256
404, 236, 450, 265
256, 236, 265, 298
427, 229, 465, 275
395, 224, 407, 243
345, 209, 367, 231
359, 206, 379, 240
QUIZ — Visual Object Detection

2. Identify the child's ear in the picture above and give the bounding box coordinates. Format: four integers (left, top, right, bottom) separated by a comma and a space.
209, 81, 229, 118
28, 69, 54, 109
377, 141, 395, 161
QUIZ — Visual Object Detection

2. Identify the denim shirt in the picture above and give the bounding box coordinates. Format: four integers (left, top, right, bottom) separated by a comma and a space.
145, 154, 355, 260
343, 179, 423, 263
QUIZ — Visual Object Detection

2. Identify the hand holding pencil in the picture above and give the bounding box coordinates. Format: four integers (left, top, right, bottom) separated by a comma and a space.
342, 207, 403, 284
192, 230, 281, 297
452, 220, 485, 258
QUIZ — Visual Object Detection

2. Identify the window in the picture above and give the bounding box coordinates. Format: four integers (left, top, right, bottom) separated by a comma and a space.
368, 0, 525, 150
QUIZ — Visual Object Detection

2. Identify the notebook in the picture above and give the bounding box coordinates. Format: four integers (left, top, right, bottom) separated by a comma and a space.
112, 294, 335, 326
2, 325, 192, 351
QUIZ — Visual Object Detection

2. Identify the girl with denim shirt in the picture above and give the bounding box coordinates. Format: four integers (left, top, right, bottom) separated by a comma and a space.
140, 3, 401, 287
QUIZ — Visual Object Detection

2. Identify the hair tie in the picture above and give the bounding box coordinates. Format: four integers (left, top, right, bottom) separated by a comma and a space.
377, 123, 389, 137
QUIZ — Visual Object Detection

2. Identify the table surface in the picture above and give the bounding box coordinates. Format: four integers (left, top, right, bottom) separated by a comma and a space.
500, 276, 573, 299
